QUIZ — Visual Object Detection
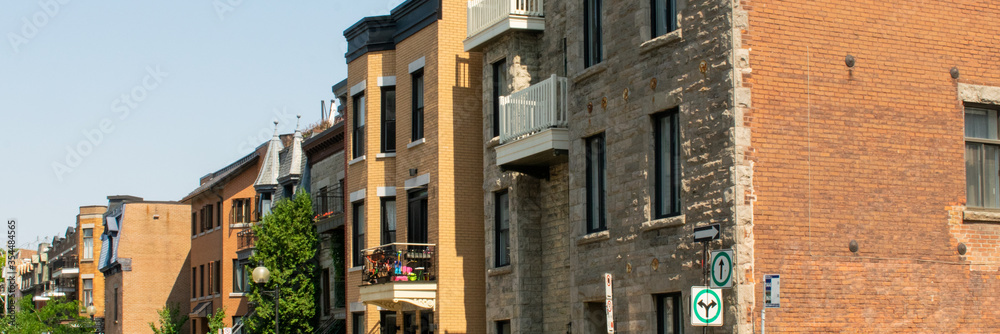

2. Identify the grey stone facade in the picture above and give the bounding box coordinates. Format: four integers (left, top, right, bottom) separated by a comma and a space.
478, 0, 752, 332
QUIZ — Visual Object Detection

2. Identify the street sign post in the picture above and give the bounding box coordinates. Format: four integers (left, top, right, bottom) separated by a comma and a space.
764, 275, 780, 308
693, 224, 721, 243
710, 249, 734, 288
690, 286, 723, 327
605, 273, 614, 333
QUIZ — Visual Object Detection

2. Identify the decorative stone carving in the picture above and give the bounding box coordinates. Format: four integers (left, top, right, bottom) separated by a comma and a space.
508, 55, 531, 93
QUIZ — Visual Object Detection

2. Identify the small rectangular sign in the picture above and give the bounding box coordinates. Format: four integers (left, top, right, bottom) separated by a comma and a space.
605, 273, 614, 333
693, 224, 721, 242
764, 274, 780, 308
691, 286, 723, 326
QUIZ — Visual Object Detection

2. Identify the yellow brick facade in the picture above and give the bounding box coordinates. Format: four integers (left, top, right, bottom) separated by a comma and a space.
345, 1, 484, 332
77, 205, 106, 318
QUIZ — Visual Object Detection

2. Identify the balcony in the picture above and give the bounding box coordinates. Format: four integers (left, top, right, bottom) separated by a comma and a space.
51, 256, 79, 278
358, 243, 436, 311
237, 229, 256, 251
495, 75, 569, 173
313, 185, 345, 234
465, 0, 544, 51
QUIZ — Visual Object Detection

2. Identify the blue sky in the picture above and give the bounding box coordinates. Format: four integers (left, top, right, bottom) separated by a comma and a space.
0, 1, 400, 248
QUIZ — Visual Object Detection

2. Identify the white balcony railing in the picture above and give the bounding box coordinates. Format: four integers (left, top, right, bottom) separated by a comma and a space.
499, 74, 568, 144
467, 0, 544, 38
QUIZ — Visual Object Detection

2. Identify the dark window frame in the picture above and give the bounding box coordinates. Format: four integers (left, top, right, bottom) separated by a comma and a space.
381, 198, 397, 245
407, 189, 429, 245
965, 103, 1000, 209
352, 202, 365, 267
654, 110, 681, 218
382, 87, 397, 153
586, 134, 607, 233
353, 93, 366, 159
650, 0, 678, 37
494, 191, 510, 267
654, 292, 683, 334
492, 59, 508, 137
583, 0, 603, 68
411, 71, 425, 141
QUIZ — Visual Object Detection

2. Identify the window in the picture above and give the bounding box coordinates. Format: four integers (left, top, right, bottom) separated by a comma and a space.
492, 59, 509, 137
321, 268, 331, 315
584, 302, 604, 333
495, 191, 510, 267
192, 267, 197, 298
352, 313, 365, 334
402, 310, 433, 334
496, 320, 511, 334
381, 311, 398, 334
214, 260, 221, 295
114, 287, 120, 323
381, 199, 397, 245
200, 264, 205, 297
353, 202, 365, 267
655, 110, 681, 218
654, 292, 683, 334
408, 189, 429, 245
232, 198, 252, 224
233, 259, 247, 293
207, 262, 213, 296
259, 192, 273, 216
284, 184, 294, 199
966, 105, 1000, 208
412, 72, 425, 141
586, 134, 607, 233
83, 279, 93, 307
217, 201, 222, 228
583, 0, 602, 68
83, 228, 93, 260
206, 204, 214, 230
353, 93, 366, 159
382, 87, 397, 153
192, 212, 197, 236
232, 316, 245, 334
651, 0, 677, 37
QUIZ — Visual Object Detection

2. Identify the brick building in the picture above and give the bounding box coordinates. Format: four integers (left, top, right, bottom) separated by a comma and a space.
46, 227, 78, 303
19, 242, 49, 308
183, 144, 267, 333
98, 196, 191, 334
469, 0, 1000, 333
77, 205, 107, 320
342, 0, 485, 333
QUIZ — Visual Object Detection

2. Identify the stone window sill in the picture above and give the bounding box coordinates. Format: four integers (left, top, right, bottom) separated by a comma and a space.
408, 138, 426, 149
572, 62, 608, 85
487, 266, 512, 277
639, 29, 683, 54
576, 230, 610, 246
230, 223, 251, 229
229, 292, 246, 298
348, 155, 366, 166
81, 259, 94, 263
348, 266, 363, 273
963, 208, 1000, 223
640, 214, 685, 232
375, 152, 396, 159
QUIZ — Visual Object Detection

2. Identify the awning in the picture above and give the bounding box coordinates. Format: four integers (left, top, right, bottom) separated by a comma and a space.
190, 301, 213, 318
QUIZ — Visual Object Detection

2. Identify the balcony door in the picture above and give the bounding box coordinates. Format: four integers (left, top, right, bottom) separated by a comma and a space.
407, 189, 428, 246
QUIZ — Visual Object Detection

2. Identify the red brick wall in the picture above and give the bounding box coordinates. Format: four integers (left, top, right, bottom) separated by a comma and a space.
745, 0, 1000, 331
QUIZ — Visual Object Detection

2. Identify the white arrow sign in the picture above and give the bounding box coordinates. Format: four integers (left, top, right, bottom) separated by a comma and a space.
691, 286, 723, 326
693, 224, 721, 242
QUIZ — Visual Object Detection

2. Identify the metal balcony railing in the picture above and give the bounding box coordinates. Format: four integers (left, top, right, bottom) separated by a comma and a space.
360, 243, 436, 285
467, 0, 544, 38
499, 74, 569, 144
313, 186, 344, 222
237, 229, 256, 250
50, 255, 79, 271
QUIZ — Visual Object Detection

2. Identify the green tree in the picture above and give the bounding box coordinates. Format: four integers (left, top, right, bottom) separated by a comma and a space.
246, 191, 318, 334
6, 295, 94, 334
207, 307, 227, 333
149, 302, 188, 334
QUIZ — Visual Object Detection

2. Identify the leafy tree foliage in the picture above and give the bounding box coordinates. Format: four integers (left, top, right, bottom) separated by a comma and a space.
149, 302, 189, 334
0, 296, 95, 333
208, 307, 227, 333
246, 191, 318, 334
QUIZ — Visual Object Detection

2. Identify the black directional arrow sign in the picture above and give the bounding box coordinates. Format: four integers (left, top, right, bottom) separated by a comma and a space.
693, 224, 721, 243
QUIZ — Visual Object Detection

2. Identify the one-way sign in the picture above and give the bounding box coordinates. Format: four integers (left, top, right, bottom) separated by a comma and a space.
693, 224, 721, 242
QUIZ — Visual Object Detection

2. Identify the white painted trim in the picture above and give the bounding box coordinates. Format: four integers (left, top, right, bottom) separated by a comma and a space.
350, 80, 367, 96
229, 292, 246, 298
375, 152, 396, 158
405, 174, 430, 189
79, 213, 103, 219
348, 266, 364, 273
348, 155, 366, 165
377, 76, 396, 87
350, 301, 364, 312
350, 189, 366, 203
81, 274, 95, 279
407, 138, 426, 149
377, 187, 396, 197
81, 223, 95, 229
408, 57, 425, 73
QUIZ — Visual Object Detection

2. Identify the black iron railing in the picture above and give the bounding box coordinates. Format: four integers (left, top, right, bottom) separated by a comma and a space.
360, 243, 436, 285
312, 186, 344, 222
237, 229, 256, 250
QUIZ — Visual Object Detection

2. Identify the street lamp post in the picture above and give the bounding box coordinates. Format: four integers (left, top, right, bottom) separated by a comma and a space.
252, 265, 278, 334
86, 304, 96, 333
